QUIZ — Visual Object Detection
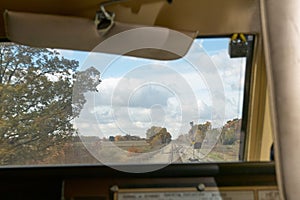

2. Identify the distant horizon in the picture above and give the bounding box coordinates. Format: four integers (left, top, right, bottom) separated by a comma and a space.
75, 117, 242, 140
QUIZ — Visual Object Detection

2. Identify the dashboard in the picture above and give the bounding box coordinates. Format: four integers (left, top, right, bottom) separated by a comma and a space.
0, 162, 277, 200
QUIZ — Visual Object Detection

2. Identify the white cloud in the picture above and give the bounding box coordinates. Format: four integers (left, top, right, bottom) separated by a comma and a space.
72, 40, 246, 138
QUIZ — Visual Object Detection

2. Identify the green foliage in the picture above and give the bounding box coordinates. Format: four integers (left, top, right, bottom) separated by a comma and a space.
148, 126, 172, 147
220, 119, 241, 145
188, 121, 211, 143
113, 134, 143, 141
221, 129, 236, 145
146, 126, 164, 139
0, 43, 100, 165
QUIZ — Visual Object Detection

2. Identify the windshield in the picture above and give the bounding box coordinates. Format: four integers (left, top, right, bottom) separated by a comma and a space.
0, 37, 250, 171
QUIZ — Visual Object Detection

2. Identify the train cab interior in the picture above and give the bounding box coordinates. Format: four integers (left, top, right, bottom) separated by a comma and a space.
0, 0, 299, 199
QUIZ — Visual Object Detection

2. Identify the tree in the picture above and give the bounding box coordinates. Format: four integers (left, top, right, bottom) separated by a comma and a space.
148, 127, 172, 147
0, 43, 100, 165
220, 119, 241, 145
188, 121, 211, 144
114, 135, 122, 142
146, 126, 164, 139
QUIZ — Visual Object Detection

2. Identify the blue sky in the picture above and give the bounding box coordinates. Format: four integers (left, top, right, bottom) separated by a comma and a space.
201, 38, 229, 54
61, 38, 246, 138
60, 38, 230, 74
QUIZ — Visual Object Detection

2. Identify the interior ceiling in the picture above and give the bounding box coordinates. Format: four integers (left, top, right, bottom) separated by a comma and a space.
0, 0, 260, 39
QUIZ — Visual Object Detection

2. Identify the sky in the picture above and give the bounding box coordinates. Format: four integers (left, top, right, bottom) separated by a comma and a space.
59, 37, 246, 139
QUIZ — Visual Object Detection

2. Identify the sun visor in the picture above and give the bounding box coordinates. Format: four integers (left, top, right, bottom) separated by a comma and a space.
3, 10, 198, 60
